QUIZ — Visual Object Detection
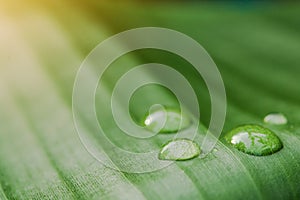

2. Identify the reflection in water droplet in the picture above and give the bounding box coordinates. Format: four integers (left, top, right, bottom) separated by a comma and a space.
159, 139, 201, 161
144, 106, 191, 133
264, 113, 288, 125
225, 125, 283, 156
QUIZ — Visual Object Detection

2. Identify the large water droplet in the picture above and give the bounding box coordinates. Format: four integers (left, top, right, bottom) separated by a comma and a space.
144, 105, 191, 133
264, 113, 288, 125
225, 125, 283, 156
159, 139, 201, 161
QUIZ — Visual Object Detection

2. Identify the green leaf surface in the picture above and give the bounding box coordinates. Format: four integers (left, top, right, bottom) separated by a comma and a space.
0, 1, 300, 199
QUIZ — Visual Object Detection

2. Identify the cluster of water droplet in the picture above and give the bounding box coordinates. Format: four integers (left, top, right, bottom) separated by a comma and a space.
143, 107, 287, 161
143, 106, 200, 161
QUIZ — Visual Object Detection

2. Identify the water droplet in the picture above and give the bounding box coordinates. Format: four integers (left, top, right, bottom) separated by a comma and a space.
225, 125, 283, 156
264, 113, 288, 125
159, 139, 201, 161
144, 105, 191, 133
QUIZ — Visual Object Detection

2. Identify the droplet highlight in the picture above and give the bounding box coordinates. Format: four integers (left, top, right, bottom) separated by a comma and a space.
225, 125, 283, 156
159, 139, 201, 161
144, 106, 191, 133
264, 113, 288, 125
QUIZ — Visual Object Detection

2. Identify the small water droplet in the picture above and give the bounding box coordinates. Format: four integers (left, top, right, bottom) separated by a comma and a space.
159, 139, 201, 161
264, 113, 288, 125
225, 125, 283, 156
144, 106, 191, 133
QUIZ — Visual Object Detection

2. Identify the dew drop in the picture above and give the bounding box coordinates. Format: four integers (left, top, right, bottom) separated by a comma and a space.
144, 106, 191, 133
159, 139, 201, 161
225, 125, 283, 156
264, 113, 288, 125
